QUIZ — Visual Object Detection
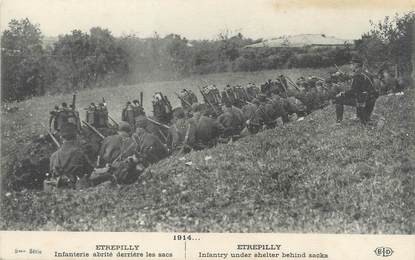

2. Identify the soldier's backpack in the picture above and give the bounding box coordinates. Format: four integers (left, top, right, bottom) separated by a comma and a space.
179, 89, 198, 108
86, 106, 96, 126
96, 107, 107, 127
224, 86, 236, 105
234, 85, 248, 103
202, 85, 221, 106
152, 92, 173, 124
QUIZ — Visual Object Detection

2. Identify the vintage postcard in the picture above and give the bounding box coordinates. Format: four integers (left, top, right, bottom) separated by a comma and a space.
1, 0, 414, 259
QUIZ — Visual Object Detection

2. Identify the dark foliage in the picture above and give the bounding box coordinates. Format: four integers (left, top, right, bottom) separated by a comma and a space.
2, 12, 412, 102
356, 12, 414, 76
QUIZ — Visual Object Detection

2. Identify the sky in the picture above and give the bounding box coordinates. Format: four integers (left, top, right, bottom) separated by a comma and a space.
1, 0, 414, 40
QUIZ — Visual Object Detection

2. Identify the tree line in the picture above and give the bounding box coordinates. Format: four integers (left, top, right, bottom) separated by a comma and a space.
1, 12, 414, 102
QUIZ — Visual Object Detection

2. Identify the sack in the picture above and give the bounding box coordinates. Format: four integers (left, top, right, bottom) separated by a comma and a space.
152, 92, 173, 123
202, 85, 221, 105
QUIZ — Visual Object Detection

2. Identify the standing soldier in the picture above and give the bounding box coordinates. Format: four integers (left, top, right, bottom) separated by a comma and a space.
334, 56, 378, 124
49, 123, 93, 189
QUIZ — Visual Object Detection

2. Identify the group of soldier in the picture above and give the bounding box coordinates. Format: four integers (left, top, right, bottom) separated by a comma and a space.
14, 56, 405, 191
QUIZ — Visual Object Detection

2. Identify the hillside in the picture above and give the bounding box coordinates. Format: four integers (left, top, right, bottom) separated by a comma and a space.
1, 90, 414, 233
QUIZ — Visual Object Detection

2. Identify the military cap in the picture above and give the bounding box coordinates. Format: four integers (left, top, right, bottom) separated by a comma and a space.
60, 122, 77, 139
118, 121, 132, 133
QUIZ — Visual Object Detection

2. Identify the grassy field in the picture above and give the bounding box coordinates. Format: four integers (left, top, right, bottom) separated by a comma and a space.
0, 67, 331, 180
1, 68, 413, 233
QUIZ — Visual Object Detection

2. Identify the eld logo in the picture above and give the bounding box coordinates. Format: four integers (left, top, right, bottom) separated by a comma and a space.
374, 247, 394, 257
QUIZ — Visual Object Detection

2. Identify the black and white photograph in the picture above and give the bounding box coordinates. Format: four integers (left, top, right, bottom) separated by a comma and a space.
1, 0, 414, 238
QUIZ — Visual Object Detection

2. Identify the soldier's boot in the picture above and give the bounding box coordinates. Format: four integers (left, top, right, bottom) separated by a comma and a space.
356, 106, 366, 124
364, 98, 376, 123
335, 104, 344, 123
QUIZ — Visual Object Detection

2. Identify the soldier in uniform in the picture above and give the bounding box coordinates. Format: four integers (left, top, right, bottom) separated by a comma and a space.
267, 93, 289, 125
49, 123, 93, 188
91, 122, 143, 186
285, 96, 307, 118
97, 121, 134, 167
192, 104, 225, 149
133, 127, 169, 167
247, 94, 274, 133
246, 83, 260, 101
334, 56, 379, 124
217, 98, 245, 139
167, 108, 197, 153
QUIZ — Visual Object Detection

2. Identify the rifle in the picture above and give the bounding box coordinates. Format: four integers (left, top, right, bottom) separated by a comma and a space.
82, 120, 105, 139
198, 86, 220, 116
175, 92, 192, 107
334, 64, 346, 74
147, 117, 170, 129
285, 76, 301, 91
276, 78, 289, 98
72, 94, 76, 110
41, 123, 60, 148
108, 114, 119, 127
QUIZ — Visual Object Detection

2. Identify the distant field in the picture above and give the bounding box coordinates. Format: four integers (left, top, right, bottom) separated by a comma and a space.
1, 67, 333, 176
2, 88, 414, 233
